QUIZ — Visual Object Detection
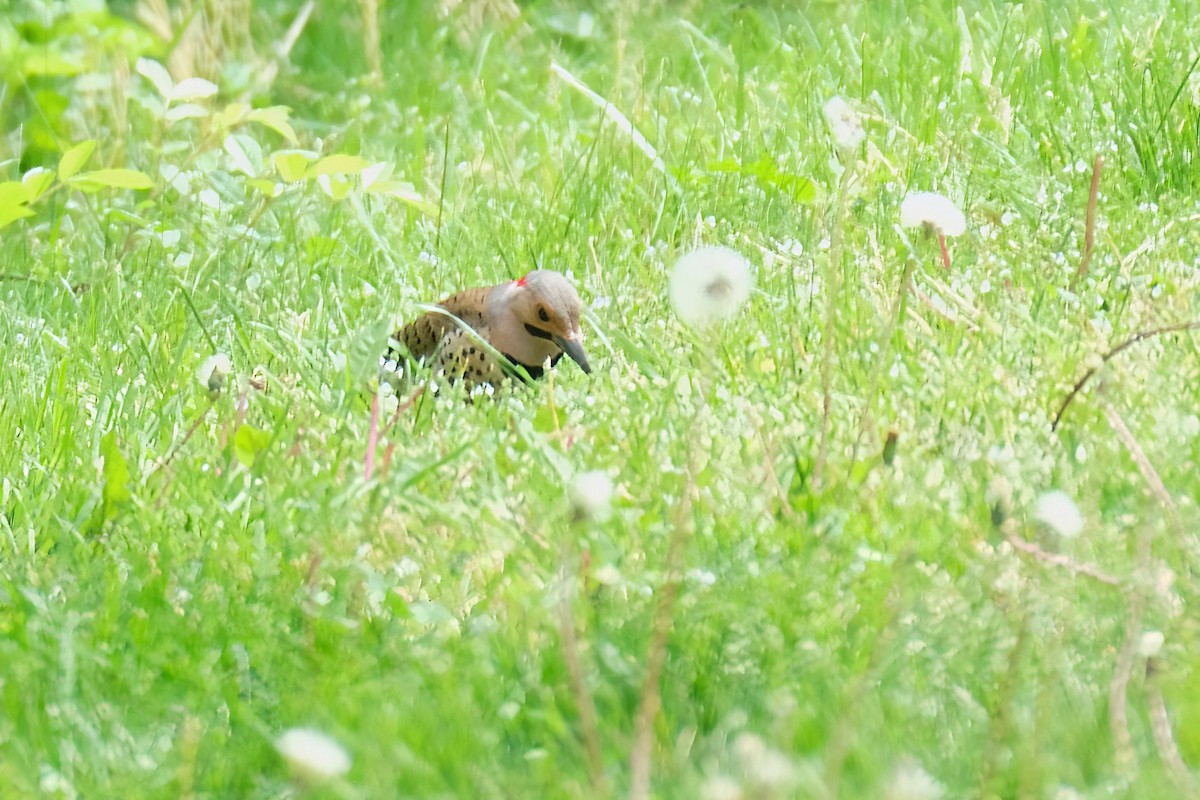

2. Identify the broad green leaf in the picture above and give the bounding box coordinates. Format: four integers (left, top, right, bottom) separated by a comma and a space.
773, 173, 816, 204
215, 102, 250, 130
100, 431, 131, 514
69, 169, 154, 190
21, 168, 55, 201
233, 425, 271, 468
317, 173, 352, 201
245, 106, 298, 144
367, 181, 438, 215
247, 179, 283, 198
0, 181, 30, 206
305, 154, 368, 177
273, 151, 315, 183
223, 134, 261, 176
360, 161, 393, 190
169, 77, 218, 101
0, 204, 35, 229
165, 103, 210, 122
59, 140, 96, 180
135, 57, 173, 97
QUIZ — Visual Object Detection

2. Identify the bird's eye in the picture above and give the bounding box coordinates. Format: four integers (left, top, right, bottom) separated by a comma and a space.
537, 308, 550, 322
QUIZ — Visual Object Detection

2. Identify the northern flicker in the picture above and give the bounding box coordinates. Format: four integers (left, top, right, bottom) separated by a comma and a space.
381, 270, 592, 388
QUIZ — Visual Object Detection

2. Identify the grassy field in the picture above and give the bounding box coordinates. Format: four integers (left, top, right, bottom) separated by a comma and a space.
3, 0, 1200, 797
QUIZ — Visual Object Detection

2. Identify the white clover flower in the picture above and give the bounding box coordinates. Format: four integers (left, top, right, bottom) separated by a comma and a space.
900, 192, 967, 236
701, 774, 743, 800
1033, 490, 1084, 538
884, 759, 944, 800
275, 727, 351, 783
823, 95, 865, 150
669, 246, 754, 327
196, 353, 232, 392
1137, 630, 1165, 658
569, 470, 613, 522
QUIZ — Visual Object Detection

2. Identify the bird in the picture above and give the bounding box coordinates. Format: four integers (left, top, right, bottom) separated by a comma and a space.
381, 269, 592, 389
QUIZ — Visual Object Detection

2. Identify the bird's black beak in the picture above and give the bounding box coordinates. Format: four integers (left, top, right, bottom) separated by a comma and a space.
554, 334, 592, 374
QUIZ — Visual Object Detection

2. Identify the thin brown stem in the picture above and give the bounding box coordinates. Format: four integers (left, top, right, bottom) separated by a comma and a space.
558, 561, 608, 794
1075, 154, 1103, 282
1109, 602, 1141, 777
813, 160, 855, 491
1004, 533, 1122, 587
937, 231, 951, 270
628, 474, 694, 800
1146, 663, 1198, 796
1051, 320, 1200, 431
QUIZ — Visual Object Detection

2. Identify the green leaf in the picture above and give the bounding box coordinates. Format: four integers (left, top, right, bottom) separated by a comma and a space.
135, 57, 173, 98
246, 179, 283, 198
233, 425, 271, 468
21, 168, 56, 201
316, 174, 352, 201
0, 181, 30, 207
273, 151, 315, 183
0, 204, 35, 229
305, 154, 369, 177
58, 140, 96, 181
169, 77, 218, 102
245, 106, 298, 145
69, 169, 154, 190
100, 431, 131, 518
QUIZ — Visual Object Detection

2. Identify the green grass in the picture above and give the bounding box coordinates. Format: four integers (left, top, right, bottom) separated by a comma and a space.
3, 0, 1200, 797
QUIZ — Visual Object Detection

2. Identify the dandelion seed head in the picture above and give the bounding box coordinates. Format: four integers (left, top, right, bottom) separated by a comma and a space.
1137, 630, 1165, 657
275, 727, 351, 783
1033, 490, 1083, 538
669, 246, 754, 327
569, 470, 613, 522
900, 192, 967, 236
196, 353, 232, 393
823, 95, 865, 150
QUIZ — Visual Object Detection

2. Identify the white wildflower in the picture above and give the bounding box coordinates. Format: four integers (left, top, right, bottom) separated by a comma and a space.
669, 246, 754, 327
900, 192, 967, 236
569, 470, 613, 522
823, 95, 865, 150
701, 774, 743, 800
196, 353, 232, 393
885, 759, 944, 800
275, 728, 351, 783
1137, 630, 1165, 658
1033, 490, 1084, 538
732, 733, 796, 790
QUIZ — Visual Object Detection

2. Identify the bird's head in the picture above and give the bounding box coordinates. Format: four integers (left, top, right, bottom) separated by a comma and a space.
511, 270, 591, 374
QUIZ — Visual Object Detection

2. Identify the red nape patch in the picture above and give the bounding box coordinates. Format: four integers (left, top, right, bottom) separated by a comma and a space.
516, 274, 528, 287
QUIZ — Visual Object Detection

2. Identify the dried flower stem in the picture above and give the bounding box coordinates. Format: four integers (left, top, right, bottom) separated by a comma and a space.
1075, 154, 1103, 282
937, 231, 952, 270
558, 560, 608, 794
1004, 533, 1122, 586
149, 398, 217, 480
1051, 320, 1200, 431
629, 463, 696, 799
1103, 402, 1180, 525
1146, 663, 1198, 795
1109, 602, 1141, 776
813, 161, 856, 491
